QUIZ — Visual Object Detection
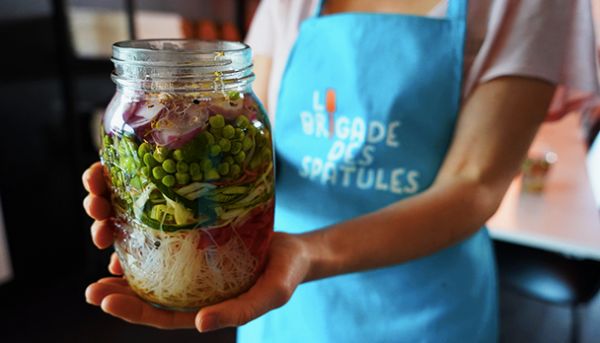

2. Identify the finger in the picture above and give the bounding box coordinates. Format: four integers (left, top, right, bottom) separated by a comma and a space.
91, 219, 115, 249
97, 277, 129, 286
86, 280, 137, 306
83, 194, 112, 221
109, 252, 124, 275
101, 294, 198, 329
82, 162, 108, 196
196, 275, 291, 332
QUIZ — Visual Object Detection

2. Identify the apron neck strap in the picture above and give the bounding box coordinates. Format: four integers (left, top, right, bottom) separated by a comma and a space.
446, 0, 468, 21
313, 0, 468, 21
314, 0, 325, 18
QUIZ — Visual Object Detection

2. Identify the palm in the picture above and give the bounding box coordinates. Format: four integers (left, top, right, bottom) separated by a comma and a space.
85, 277, 198, 328
85, 232, 308, 331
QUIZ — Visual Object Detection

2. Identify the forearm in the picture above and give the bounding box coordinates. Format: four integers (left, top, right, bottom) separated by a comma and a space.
299, 76, 556, 284
300, 176, 502, 282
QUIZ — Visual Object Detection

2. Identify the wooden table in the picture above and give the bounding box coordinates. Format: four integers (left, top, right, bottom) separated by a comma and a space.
487, 113, 600, 261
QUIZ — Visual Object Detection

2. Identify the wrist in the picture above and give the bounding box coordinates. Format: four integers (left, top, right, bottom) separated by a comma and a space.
297, 230, 337, 283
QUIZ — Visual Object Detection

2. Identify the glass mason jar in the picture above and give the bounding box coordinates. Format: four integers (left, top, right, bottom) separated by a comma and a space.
100, 39, 275, 311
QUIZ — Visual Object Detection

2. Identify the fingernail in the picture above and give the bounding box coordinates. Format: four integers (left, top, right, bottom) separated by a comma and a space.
200, 315, 220, 332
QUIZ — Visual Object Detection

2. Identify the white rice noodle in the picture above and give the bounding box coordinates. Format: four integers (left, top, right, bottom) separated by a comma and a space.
114, 217, 258, 309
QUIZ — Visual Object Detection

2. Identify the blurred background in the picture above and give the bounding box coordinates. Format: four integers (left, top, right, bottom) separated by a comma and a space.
0, 0, 257, 341
0, 1, 599, 342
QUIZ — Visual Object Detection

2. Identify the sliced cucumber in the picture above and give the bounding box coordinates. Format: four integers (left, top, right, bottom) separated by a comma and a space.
150, 178, 218, 225
140, 212, 202, 232
151, 179, 198, 209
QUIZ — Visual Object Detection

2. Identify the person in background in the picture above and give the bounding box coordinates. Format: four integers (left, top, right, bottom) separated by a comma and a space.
83, 0, 599, 342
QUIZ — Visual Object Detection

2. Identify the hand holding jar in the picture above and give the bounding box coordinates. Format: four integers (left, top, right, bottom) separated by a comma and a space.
83, 40, 304, 330
83, 163, 307, 331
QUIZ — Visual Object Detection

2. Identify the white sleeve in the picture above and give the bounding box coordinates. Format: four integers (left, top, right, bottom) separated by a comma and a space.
244, 0, 276, 58
463, 0, 600, 120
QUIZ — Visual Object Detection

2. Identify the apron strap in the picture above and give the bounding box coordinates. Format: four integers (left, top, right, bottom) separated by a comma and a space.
314, 0, 325, 18
446, 0, 468, 22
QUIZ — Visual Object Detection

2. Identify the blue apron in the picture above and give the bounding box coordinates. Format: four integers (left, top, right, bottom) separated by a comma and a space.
239, 0, 498, 342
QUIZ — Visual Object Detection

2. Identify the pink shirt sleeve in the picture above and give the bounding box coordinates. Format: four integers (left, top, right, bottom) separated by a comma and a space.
460, 0, 600, 121
246, 0, 600, 122
244, 0, 319, 122
244, 0, 276, 58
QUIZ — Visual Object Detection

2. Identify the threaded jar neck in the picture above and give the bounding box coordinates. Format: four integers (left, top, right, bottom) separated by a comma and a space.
111, 39, 254, 93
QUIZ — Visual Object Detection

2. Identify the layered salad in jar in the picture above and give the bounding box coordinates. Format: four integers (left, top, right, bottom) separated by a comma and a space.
101, 88, 274, 311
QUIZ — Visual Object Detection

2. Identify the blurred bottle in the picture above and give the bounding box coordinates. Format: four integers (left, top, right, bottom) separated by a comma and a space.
181, 18, 197, 38
197, 20, 220, 40
521, 144, 558, 194
221, 22, 241, 41
245, 0, 261, 33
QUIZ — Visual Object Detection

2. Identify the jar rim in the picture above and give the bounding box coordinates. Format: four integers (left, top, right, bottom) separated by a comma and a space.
110, 39, 254, 92
112, 39, 250, 61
